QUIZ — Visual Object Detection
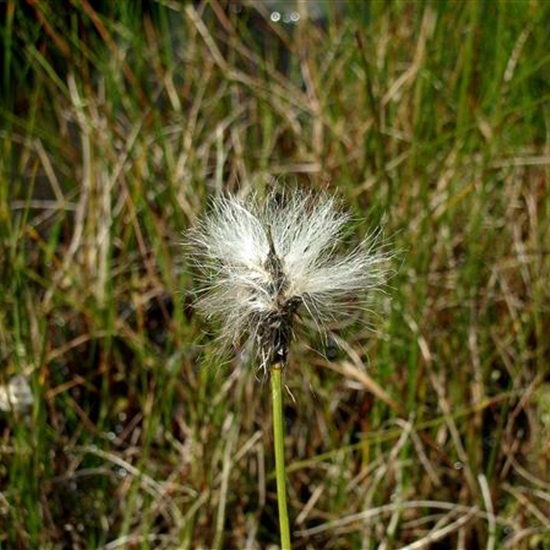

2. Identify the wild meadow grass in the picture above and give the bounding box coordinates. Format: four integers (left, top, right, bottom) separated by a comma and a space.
1, 1, 549, 548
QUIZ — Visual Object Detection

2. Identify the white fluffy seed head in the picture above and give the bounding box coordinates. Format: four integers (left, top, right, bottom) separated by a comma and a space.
185, 189, 391, 370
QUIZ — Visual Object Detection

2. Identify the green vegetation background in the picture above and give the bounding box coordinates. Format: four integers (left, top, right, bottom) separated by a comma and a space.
1, 1, 549, 548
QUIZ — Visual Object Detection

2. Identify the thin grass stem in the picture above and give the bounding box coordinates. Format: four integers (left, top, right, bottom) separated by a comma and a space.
270, 364, 291, 550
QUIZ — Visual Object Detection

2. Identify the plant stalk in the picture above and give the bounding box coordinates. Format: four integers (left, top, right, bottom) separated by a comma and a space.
270, 364, 291, 550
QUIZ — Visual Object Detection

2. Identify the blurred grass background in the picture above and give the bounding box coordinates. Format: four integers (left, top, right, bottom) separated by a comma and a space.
1, 1, 550, 548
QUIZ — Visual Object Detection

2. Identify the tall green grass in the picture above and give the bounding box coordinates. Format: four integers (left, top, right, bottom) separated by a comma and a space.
1, 1, 549, 548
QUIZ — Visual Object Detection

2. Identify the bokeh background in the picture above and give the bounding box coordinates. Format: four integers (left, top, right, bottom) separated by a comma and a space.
1, 1, 550, 548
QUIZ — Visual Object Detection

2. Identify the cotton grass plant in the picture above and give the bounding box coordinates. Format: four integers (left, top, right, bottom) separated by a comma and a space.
186, 188, 391, 548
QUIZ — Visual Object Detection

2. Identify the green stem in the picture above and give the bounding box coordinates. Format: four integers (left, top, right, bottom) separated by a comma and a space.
270, 364, 291, 550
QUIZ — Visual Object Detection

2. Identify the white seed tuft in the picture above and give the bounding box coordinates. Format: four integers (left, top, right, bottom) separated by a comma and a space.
0, 375, 34, 413
185, 189, 391, 370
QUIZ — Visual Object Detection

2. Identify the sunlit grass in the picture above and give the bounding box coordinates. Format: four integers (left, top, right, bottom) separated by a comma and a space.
1, 1, 550, 548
